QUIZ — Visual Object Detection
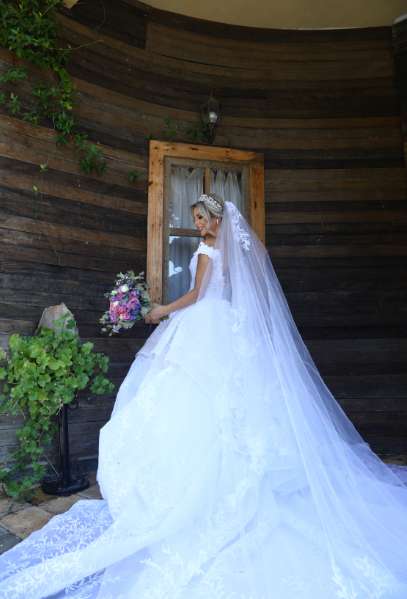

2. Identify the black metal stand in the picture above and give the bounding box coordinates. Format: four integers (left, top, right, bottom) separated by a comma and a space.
41, 403, 89, 496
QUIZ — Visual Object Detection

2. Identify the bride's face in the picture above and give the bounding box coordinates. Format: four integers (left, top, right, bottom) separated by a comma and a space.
193, 207, 217, 237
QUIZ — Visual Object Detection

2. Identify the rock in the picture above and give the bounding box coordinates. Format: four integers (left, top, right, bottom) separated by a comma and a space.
35, 302, 78, 336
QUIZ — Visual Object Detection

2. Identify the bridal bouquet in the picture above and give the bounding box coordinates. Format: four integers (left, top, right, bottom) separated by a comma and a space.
100, 271, 152, 335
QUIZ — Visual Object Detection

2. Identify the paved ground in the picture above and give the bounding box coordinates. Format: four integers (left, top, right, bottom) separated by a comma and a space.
0, 471, 101, 556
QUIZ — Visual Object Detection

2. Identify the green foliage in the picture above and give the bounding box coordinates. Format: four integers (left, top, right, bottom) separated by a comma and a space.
0, 0, 69, 69
0, 2, 214, 183
0, 66, 28, 83
0, 314, 115, 500
161, 116, 215, 145
128, 169, 141, 183
73, 133, 107, 176
184, 119, 214, 144
7, 92, 21, 115
162, 116, 181, 141
0, 0, 107, 175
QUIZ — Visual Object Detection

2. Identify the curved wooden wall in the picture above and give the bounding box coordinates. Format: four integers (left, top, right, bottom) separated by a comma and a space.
1, 0, 406, 470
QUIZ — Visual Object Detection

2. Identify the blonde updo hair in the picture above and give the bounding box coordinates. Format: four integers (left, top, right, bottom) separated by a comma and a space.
190, 192, 224, 223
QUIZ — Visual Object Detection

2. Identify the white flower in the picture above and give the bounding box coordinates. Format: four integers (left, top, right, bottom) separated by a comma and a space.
120, 284, 129, 292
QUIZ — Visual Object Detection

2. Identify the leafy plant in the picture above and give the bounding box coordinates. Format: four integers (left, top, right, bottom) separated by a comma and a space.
7, 92, 21, 115
162, 116, 181, 141
0, 314, 115, 500
160, 116, 215, 145
0, 66, 28, 83
184, 119, 214, 144
0, 2, 212, 181
0, 0, 107, 175
128, 169, 141, 183
0, 1, 70, 68
74, 133, 106, 175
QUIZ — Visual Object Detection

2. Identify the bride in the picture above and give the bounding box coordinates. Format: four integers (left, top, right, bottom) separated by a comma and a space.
0, 193, 407, 598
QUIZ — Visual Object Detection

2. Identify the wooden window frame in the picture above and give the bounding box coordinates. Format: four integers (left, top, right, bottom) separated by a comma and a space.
147, 140, 265, 304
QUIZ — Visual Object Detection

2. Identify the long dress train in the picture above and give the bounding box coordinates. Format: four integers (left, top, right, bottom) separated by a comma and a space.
0, 201, 406, 598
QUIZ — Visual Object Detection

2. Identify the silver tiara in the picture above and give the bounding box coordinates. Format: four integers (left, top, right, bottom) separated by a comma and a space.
197, 193, 224, 214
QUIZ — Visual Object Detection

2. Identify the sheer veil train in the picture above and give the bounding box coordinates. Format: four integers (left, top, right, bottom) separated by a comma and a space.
198, 200, 407, 593
0, 198, 406, 598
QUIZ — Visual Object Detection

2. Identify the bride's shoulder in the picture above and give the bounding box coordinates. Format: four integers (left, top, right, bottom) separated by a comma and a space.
195, 240, 218, 257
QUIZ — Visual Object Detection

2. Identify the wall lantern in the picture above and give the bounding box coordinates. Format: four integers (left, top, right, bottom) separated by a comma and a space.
200, 93, 221, 144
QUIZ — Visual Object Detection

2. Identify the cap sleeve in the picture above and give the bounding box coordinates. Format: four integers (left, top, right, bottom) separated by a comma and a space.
196, 242, 215, 258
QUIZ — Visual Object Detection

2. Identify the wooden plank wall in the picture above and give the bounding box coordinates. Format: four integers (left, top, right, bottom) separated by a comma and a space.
0, 0, 406, 470
393, 16, 407, 169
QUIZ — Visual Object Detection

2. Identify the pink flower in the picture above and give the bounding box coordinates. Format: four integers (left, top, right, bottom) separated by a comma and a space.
117, 306, 131, 320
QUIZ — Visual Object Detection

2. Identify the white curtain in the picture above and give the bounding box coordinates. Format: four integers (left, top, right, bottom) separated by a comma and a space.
167, 167, 204, 303
210, 168, 244, 213
167, 166, 243, 303
169, 166, 203, 230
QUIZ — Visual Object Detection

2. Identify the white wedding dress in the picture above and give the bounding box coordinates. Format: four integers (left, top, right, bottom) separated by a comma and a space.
1, 201, 407, 599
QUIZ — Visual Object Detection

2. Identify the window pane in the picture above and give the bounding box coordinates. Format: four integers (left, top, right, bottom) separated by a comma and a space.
169, 166, 204, 229
164, 163, 247, 304
209, 167, 245, 214
166, 235, 200, 303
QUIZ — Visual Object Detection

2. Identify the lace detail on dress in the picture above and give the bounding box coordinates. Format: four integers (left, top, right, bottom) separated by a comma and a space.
188, 241, 225, 298
196, 240, 216, 257
0, 499, 113, 598
228, 203, 251, 251
2, 211, 407, 599
330, 555, 401, 599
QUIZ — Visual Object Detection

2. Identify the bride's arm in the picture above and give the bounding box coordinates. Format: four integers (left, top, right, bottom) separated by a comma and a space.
145, 254, 210, 323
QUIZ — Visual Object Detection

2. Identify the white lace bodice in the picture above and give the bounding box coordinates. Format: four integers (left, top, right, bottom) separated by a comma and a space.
188, 240, 225, 297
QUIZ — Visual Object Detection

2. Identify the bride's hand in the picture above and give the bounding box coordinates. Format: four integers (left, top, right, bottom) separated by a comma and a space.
145, 305, 167, 324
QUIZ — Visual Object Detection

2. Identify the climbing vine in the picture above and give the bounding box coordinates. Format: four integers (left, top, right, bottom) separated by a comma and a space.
0, 1, 215, 186
161, 116, 216, 144
0, 0, 106, 175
